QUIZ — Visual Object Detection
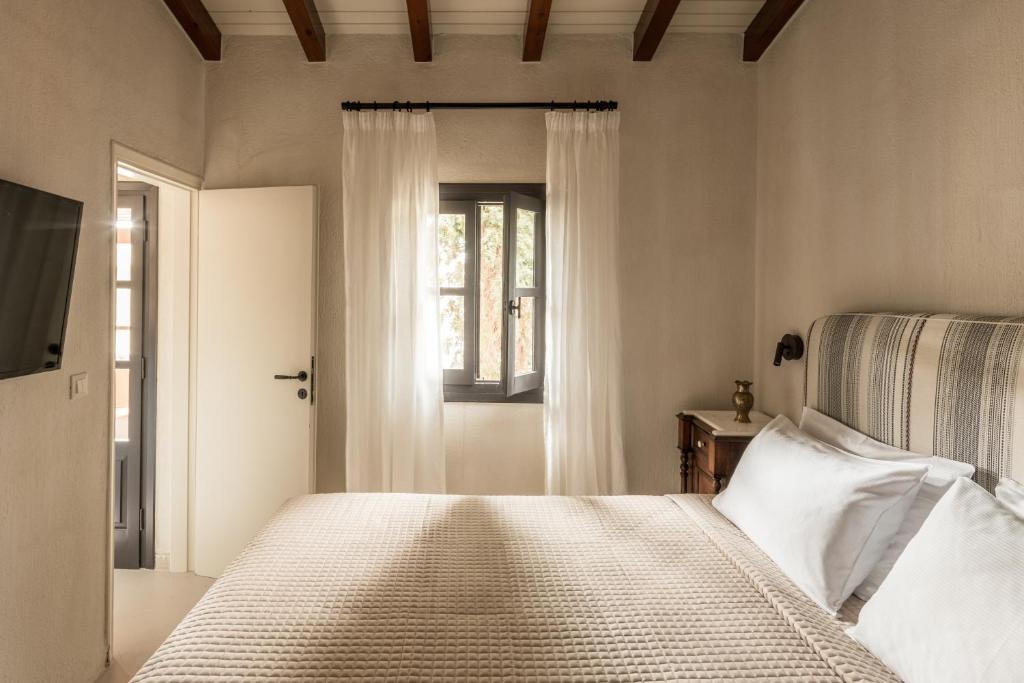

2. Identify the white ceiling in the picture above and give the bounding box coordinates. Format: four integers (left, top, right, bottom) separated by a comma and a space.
205, 0, 766, 36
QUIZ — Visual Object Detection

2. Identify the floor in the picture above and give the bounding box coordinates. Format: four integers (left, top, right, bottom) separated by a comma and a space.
95, 569, 214, 683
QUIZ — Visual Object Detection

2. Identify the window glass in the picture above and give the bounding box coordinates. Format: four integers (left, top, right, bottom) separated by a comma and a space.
478, 204, 504, 381
116, 207, 133, 230
440, 295, 465, 370
438, 213, 466, 287
116, 288, 131, 328
114, 368, 130, 441
516, 208, 536, 288
116, 242, 132, 282
115, 329, 131, 361
514, 297, 535, 376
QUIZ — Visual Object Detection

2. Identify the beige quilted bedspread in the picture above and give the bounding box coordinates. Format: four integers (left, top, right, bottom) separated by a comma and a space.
132, 494, 896, 682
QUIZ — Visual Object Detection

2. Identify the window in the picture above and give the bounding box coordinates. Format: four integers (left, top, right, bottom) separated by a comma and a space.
438, 184, 545, 402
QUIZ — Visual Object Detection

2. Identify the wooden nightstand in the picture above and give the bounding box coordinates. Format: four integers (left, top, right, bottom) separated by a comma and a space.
676, 410, 771, 494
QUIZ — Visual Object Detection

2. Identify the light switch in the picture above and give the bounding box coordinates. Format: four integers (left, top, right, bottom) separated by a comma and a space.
70, 372, 88, 399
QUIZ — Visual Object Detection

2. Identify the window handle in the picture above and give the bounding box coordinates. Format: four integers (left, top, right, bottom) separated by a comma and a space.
508, 297, 522, 319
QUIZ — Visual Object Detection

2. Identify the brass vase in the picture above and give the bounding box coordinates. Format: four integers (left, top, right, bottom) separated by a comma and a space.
732, 380, 754, 423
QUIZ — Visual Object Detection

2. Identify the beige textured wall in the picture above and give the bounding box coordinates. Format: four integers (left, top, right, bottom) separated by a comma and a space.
0, 2, 204, 681
444, 403, 545, 494
753, 0, 1024, 420
203, 33, 756, 495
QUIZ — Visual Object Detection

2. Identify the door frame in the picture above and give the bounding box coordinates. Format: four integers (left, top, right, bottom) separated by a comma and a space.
105, 142, 202, 665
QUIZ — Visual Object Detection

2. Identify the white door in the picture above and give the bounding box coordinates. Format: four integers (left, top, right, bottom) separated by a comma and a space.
194, 186, 317, 578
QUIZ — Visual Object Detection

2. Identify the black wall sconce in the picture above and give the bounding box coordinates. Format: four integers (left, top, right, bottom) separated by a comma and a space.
773, 334, 804, 366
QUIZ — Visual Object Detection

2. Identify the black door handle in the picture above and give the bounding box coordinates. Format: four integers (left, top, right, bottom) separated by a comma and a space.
274, 371, 308, 382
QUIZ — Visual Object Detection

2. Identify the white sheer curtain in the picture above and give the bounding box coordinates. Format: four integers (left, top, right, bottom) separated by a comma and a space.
544, 111, 628, 495
342, 111, 446, 493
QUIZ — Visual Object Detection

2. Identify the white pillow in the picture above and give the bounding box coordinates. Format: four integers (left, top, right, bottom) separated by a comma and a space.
848, 478, 1024, 683
800, 407, 975, 599
995, 477, 1024, 519
712, 415, 928, 613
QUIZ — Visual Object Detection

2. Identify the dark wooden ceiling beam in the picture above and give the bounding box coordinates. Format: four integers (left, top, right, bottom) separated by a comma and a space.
406, 0, 432, 62
743, 0, 804, 62
282, 0, 326, 62
162, 0, 221, 61
633, 0, 683, 61
522, 0, 552, 62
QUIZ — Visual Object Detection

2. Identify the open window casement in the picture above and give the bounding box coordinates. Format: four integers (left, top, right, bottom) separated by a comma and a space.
505, 192, 544, 397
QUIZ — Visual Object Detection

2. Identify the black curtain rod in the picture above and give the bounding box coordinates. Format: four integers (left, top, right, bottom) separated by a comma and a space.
340, 100, 618, 112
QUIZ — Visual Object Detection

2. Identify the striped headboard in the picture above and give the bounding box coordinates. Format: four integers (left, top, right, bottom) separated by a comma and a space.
805, 313, 1024, 491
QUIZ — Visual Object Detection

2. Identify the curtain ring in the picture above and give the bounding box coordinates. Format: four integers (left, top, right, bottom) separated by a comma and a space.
426, 101, 432, 112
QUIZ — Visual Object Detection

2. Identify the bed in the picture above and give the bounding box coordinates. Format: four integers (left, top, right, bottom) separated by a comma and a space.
133, 313, 1024, 682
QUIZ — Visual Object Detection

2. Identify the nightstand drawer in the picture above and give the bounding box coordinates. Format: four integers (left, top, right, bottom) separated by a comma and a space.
692, 426, 716, 474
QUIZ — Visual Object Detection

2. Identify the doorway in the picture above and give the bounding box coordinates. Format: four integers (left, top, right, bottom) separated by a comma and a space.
106, 147, 202, 679
109, 156, 196, 577
104, 146, 318, 679
113, 180, 158, 569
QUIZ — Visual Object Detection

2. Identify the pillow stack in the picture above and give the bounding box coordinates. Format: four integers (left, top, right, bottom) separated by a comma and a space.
712, 408, 1021, 683
799, 408, 976, 599
712, 415, 929, 613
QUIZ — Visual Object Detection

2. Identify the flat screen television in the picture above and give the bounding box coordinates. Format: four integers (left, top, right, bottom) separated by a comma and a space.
0, 178, 83, 380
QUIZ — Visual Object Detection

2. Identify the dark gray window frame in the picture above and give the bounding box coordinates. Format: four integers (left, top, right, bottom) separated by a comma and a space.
440, 184, 545, 404
114, 181, 158, 570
